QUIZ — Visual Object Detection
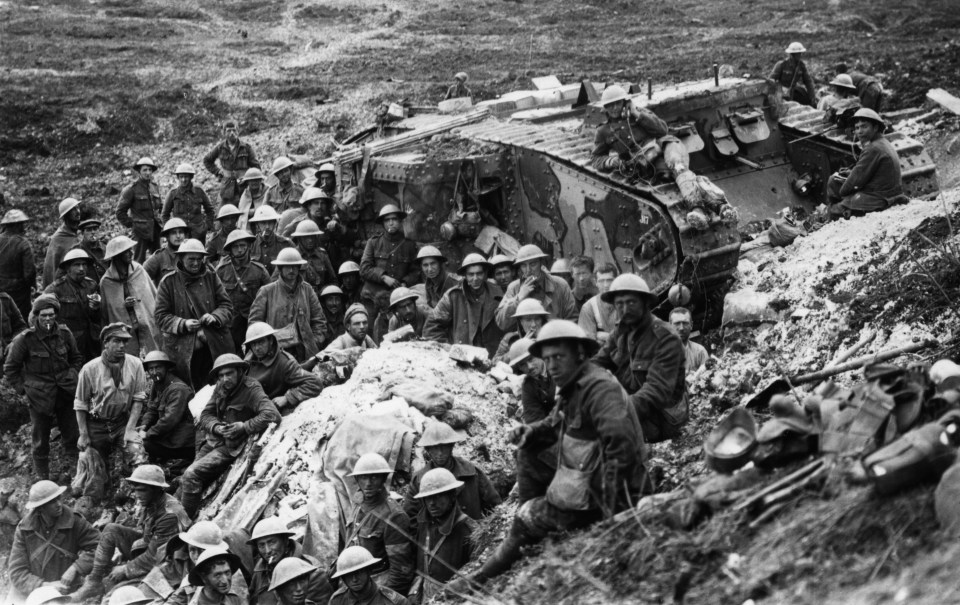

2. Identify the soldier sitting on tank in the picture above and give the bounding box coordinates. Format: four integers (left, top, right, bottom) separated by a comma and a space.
770, 42, 817, 107
826, 108, 905, 220
817, 73, 861, 118
591, 85, 671, 175
835, 65, 885, 112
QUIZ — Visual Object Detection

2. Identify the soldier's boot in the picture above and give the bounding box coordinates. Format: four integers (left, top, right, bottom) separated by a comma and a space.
32, 456, 50, 481
181, 490, 201, 520
448, 522, 531, 596
70, 574, 105, 602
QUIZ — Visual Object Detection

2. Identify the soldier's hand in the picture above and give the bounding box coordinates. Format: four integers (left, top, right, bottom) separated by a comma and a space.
326, 219, 341, 233
272, 396, 288, 409
382, 276, 400, 288
123, 296, 137, 310
59, 565, 78, 587
221, 422, 246, 440
105, 565, 128, 584
200, 313, 219, 327
184, 319, 201, 332
509, 425, 533, 447
517, 276, 537, 300
77, 433, 90, 451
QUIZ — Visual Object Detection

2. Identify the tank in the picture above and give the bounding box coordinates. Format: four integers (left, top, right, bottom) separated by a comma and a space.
323, 76, 939, 319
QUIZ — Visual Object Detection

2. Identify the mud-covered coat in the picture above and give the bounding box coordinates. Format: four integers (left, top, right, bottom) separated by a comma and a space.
495, 273, 577, 332
423, 282, 504, 357
245, 343, 323, 407
248, 540, 330, 605
216, 258, 271, 322
359, 232, 420, 302
198, 376, 280, 454
162, 185, 215, 240
413, 505, 475, 587
42, 225, 79, 288
341, 493, 415, 595
0, 230, 36, 313
248, 278, 328, 358
143, 246, 179, 286
3, 324, 83, 415
127, 493, 191, 578
7, 505, 99, 596
155, 263, 235, 383
140, 373, 194, 451
402, 456, 501, 522
42, 276, 101, 359
116, 179, 162, 244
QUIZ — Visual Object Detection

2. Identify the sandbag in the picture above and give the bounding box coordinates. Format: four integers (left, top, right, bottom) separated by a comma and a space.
378, 381, 453, 418
72, 447, 108, 503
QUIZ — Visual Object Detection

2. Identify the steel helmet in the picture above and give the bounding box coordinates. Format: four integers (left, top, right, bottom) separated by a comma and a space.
419, 421, 466, 447
174, 238, 207, 255
508, 337, 535, 368
174, 163, 196, 176
291, 219, 323, 238
512, 298, 549, 318
417, 245, 446, 262
600, 273, 658, 305
216, 204, 243, 220
59, 248, 91, 269
317, 162, 336, 175
143, 350, 175, 368
268, 558, 317, 592
853, 107, 885, 126
514, 244, 548, 265
188, 548, 242, 587
208, 353, 248, 380
528, 319, 600, 358
239, 167, 265, 183
58, 197, 82, 219
829, 73, 856, 89
25, 480, 67, 510
161, 217, 189, 236
133, 156, 157, 170
270, 156, 295, 176
454, 72, 468, 82
489, 253, 514, 267
414, 467, 464, 499
320, 285, 344, 298
126, 464, 169, 488
104, 235, 137, 260
247, 516, 296, 544
25, 585, 70, 605
456, 253, 491, 275
250, 205, 281, 223
388, 287, 418, 310
338, 261, 360, 275
299, 187, 331, 207
271, 247, 308, 266
243, 321, 278, 346
348, 453, 393, 477
177, 521, 228, 551
550, 258, 571, 275
1, 209, 29, 224
224, 229, 256, 250
785, 41, 807, 54
331, 546, 381, 579
599, 85, 629, 106
107, 586, 152, 605
377, 204, 407, 221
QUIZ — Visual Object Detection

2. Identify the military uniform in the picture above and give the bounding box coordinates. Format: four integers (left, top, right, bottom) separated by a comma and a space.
246, 345, 323, 408
827, 134, 903, 216
418, 272, 460, 309
251, 232, 293, 268
42, 225, 79, 288
386, 303, 430, 339
216, 257, 271, 353
517, 371, 556, 503
162, 184, 215, 242
850, 71, 884, 111
42, 275, 102, 361
203, 139, 260, 207
591, 111, 670, 172
402, 456, 501, 522
264, 180, 305, 215
143, 245, 179, 286
140, 372, 195, 461
412, 505, 475, 601
72, 240, 108, 283
770, 57, 816, 106
359, 232, 420, 318
495, 273, 577, 332
0, 229, 36, 319
298, 246, 337, 299
116, 179, 163, 263
341, 490, 415, 595
248, 540, 331, 605
328, 584, 409, 605
205, 227, 235, 266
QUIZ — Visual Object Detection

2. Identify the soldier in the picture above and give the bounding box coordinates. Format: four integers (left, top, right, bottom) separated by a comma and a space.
549, 258, 572, 288
4, 295, 82, 481
443, 72, 471, 101
318, 285, 346, 343
43, 249, 102, 361
279, 187, 320, 237
507, 338, 555, 502
264, 157, 305, 215
578, 262, 618, 346
0, 209, 36, 319
73, 323, 149, 491
669, 307, 708, 374
341, 454, 414, 595
205, 204, 243, 265
156, 239, 235, 389
236, 168, 268, 232
249, 205, 293, 267
72, 219, 108, 283
289, 220, 337, 298
339, 261, 362, 306
770, 41, 816, 107
248, 248, 328, 362
590, 85, 672, 173
386, 287, 430, 338
203, 121, 261, 207
359, 205, 420, 319
569, 256, 598, 311
817, 73, 861, 117
0, 291, 26, 357
150, 521, 236, 605
187, 548, 245, 605
423, 254, 504, 357
412, 246, 459, 309
143, 217, 189, 286
243, 322, 323, 411
488, 254, 515, 293
328, 547, 409, 605
43, 198, 82, 288
180, 354, 281, 518
450, 321, 645, 591
320, 304, 376, 353
313, 163, 337, 197
847, 69, 885, 111
402, 421, 500, 522
162, 163, 215, 242
99, 236, 161, 358
216, 229, 271, 352
268, 558, 323, 605
7, 480, 99, 601
593, 274, 687, 443
410, 468, 476, 603
116, 157, 163, 263
137, 351, 195, 463
494, 244, 576, 332
247, 517, 329, 605
826, 108, 904, 219
70, 465, 190, 602
492, 298, 548, 364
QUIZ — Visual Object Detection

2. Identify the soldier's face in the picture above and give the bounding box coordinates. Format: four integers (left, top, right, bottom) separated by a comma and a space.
37, 496, 62, 520
855, 120, 879, 143
519, 316, 544, 337
604, 100, 625, 120
596, 271, 616, 294
138, 166, 154, 181
396, 299, 417, 323
319, 174, 335, 191
81, 227, 101, 243
66, 261, 87, 281
343, 570, 370, 594
250, 337, 272, 360
216, 367, 240, 391
177, 174, 193, 188
254, 221, 276, 236
424, 444, 453, 467
346, 314, 368, 340
256, 536, 286, 565
381, 216, 402, 234
421, 258, 441, 280
65, 208, 82, 224
276, 168, 291, 184
167, 229, 188, 248
670, 313, 692, 343
188, 545, 203, 564
37, 309, 57, 332
493, 265, 515, 289
229, 242, 249, 260
424, 491, 457, 520
518, 260, 541, 280
540, 342, 582, 385
103, 336, 127, 361
278, 577, 308, 605
464, 266, 486, 291
224, 127, 239, 143
132, 484, 157, 506
340, 273, 358, 290
356, 474, 386, 501
305, 201, 323, 221
181, 253, 205, 274
247, 179, 264, 195
202, 561, 234, 596
323, 294, 343, 315
517, 356, 545, 378
613, 293, 647, 325
296, 235, 318, 251
572, 266, 594, 289
279, 266, 300, 284
221, 217, 239, 232
145, 362, 169, 384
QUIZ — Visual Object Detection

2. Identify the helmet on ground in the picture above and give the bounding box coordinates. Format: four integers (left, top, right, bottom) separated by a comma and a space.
208, 354, 248, 380
59, 248, 91, 269
291, 219, 323, 238
299, 187, 331, 207
270, 156, 295, 176
126, 464, 169, 488
514, 244, 548, 265
417, 245, 446, 262
239, 167, 265, 183
25, 585, 70, 605
176, 521, 228, 551
338, 261, 360, 275
133, 157, 157, 170
456, 253, 491, 275
174, 239, 207, 255
271, 247, 308, 266
104, 235, 137, 261
389, 287, 418, 310
107, 586, 152, 605
268, 557, 318, 592
348, 453, 392, 477
216, 204, 243, 220
829, 73, 856, 89
58, 198, 81, 219
143, 351, 175, 368
600, 273, 658, 305
414, 468, 463, 499
489, 254, 514, 267
512, 298, 549, 318
250, 205, 281, 223
225, 229, 256, 249
320, 285, 344, 298
331, 546, 381, 579
188, 548, 242, 587
550, 258, 571, 275
377, 204, 407, 221
508, 337, 535, 368
454, 72, 468, 82
247, 516, 296, 544
704, 408, 758, 474
25, 480, 67, 510
529, 320, 601, 358
853, 107, 884, 127
161, 218, 188, 236
599, 85, 629, 106
244, 322, 277, 346
317, 162, 335, 175
1, 209, 29, 224
785, 41, 807, 54
174, 163, 196, 176
419, 421, 466, 447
